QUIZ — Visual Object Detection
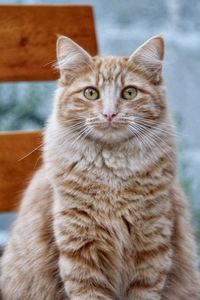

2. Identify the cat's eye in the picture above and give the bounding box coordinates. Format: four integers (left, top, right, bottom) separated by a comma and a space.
84, 87, 99, 100
121, 86, 137, 100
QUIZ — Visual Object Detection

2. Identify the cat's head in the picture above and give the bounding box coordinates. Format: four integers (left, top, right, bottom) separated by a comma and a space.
54, 35, 169, 146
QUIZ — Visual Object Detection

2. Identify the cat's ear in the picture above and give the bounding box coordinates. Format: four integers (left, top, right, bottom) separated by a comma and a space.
56, 35, 92, 79
129, 35, 164, 83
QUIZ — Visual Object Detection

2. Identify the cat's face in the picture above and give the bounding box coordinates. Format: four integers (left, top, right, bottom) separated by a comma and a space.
55, 36, 168, 145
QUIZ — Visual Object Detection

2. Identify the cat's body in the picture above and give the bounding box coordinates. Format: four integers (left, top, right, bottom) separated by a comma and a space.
1, 36, 199, 300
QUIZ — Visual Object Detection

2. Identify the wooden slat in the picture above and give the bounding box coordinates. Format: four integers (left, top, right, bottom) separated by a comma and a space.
0, 5, 98, 81
0, 131, 42, 212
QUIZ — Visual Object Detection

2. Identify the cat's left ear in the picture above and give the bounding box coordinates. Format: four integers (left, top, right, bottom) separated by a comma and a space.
56, 35, 92, 80
129, 35, 164, 83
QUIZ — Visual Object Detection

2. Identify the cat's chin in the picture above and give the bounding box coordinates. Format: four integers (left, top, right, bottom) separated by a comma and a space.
89, 128, 135, 144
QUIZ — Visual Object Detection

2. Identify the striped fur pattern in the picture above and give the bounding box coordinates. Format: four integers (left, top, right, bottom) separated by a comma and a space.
1, 36, 199, 300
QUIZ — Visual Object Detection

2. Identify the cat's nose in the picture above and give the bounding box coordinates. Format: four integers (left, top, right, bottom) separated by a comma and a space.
103, 113, 118, 122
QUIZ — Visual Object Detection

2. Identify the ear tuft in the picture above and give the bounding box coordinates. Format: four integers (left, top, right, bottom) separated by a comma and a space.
56, 36, 92, 78
129, 35, 164, 83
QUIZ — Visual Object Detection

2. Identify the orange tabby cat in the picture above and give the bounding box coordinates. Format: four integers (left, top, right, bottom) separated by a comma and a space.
1, 35, 199, 300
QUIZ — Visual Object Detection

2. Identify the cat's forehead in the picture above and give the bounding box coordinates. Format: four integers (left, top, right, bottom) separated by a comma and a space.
91, 56, 144, 87
92, 56, 127, 84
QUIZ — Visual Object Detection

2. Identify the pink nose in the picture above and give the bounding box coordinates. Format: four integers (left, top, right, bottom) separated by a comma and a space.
103, 113, 117, 122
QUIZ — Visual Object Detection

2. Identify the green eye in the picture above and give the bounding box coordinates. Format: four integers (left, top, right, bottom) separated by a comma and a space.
121, 86, 137, 100
84, 87, 99, 100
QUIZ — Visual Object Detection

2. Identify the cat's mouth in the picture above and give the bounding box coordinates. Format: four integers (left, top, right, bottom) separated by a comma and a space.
87, 119, 134, 142
91, 121, 127, 131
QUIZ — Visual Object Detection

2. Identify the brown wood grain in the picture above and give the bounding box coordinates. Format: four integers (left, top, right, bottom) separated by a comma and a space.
0, 130, 43, 212
0, 5, 98, 81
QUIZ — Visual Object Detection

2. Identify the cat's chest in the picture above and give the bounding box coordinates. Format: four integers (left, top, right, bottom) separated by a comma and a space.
57, 165, 165, 217
58, 176, 165, 241
56, 157, 171, 242
56, 176, 172, 295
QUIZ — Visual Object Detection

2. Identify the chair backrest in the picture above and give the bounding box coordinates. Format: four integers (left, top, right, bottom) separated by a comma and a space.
0, 4, 98, 212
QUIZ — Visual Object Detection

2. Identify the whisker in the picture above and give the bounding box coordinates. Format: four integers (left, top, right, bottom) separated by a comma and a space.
123, 117, 177, 137
135, 117, 176, 130
127, 126, 143, 150
129, 124, 155, 151
128, 123, 173, 160
135, 122, 173, 146
121, 115, 176, 128
18, 144, 43, 162
71, 126, 91, 148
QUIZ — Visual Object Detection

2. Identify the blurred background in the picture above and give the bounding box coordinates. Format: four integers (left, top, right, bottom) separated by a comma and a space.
0, 0, 200, 263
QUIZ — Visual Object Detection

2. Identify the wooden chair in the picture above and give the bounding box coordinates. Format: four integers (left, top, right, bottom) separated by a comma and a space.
0, 4, 98, 212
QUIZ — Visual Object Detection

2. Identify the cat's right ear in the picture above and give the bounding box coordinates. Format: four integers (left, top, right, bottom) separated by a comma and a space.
56, 35, 92, 79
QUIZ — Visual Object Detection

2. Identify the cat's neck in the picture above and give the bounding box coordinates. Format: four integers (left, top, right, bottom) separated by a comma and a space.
44, 120, 176, 187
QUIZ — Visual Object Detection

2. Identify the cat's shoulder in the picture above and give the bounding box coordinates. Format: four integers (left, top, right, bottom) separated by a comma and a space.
19, 167, 53, 212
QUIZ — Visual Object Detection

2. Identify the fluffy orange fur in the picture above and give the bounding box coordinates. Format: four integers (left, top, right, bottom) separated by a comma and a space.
0, 35, 199, 300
